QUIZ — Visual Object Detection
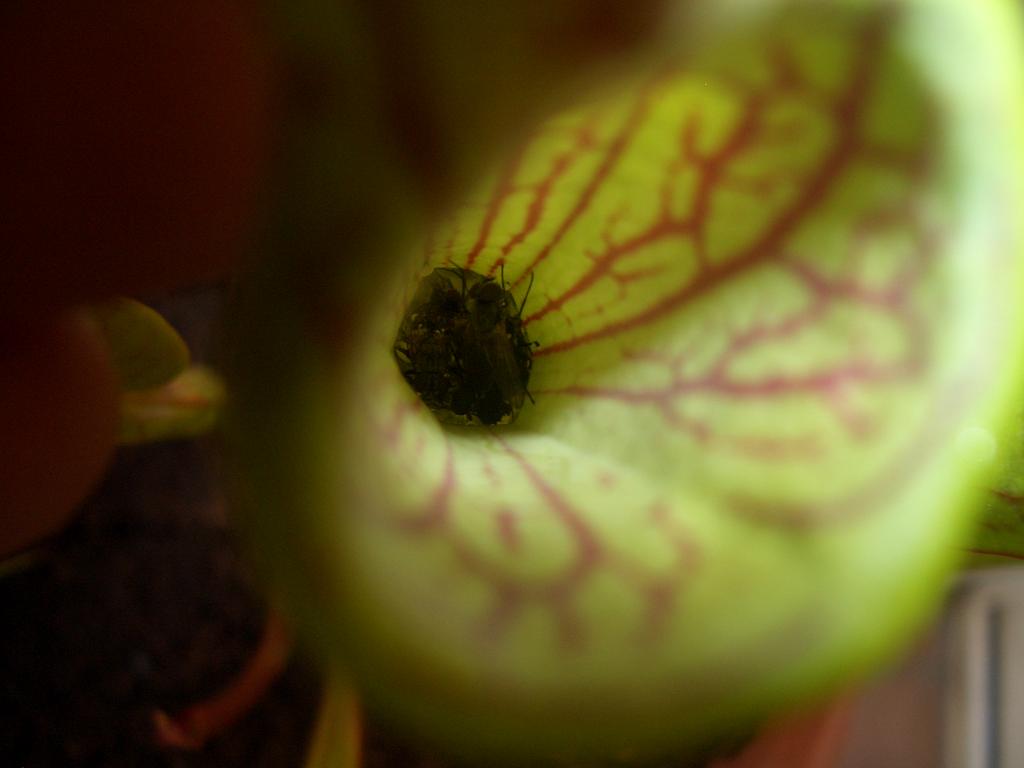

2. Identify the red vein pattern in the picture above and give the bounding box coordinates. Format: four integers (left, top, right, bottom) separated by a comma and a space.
371, 13, 978, 655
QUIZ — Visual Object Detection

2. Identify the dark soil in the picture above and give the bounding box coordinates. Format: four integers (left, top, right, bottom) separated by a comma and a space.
0, 438, 321, 768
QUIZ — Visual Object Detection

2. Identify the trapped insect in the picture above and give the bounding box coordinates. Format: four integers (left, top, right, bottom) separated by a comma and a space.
393, 265, 538, 426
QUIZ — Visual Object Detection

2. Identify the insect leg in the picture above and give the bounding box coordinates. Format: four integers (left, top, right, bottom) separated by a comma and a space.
517, 272, 535, 318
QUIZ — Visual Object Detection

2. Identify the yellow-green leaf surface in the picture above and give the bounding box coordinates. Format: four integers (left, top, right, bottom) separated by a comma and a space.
303, 676, 361, 768
91, 298, 189, 390
235, 1, 1024, 763
965, 412, 1024, 566
119, 366, 225, 445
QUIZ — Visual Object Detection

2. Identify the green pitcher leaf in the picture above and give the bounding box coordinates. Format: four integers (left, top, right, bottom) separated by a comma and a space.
119, 366, 225, 445
303, 675, 361, 768
964, 412, 1024, 566
235, 0, 1024, 763
91, 297, 189, 390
